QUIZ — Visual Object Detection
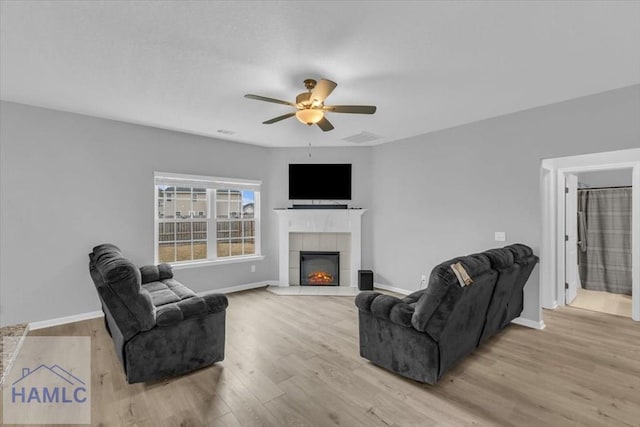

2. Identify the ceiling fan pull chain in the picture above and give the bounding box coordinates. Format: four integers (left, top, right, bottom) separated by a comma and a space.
308, 140, 312, 158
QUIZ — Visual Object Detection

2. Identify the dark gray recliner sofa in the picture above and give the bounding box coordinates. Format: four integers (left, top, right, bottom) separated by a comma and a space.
355, 244, 538, 384
89, 244, 228, 383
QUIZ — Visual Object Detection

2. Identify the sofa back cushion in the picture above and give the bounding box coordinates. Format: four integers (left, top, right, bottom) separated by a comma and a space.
89, 244, 156, 337
140, 264, 174, 284
412, 253, 498, 378
478, 248, 520, 344
412, 254, 495, 340
502, 244, 538, 326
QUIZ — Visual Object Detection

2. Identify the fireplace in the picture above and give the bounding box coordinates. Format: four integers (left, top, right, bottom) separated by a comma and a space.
276, 209, 365, 287
300, 251, 340, 286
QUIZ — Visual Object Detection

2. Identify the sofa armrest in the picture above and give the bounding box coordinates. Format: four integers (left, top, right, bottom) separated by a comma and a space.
198, 291, 229, 314
155, 292, 228, 327
354, 291, 415, 328
355, 291, 382, 311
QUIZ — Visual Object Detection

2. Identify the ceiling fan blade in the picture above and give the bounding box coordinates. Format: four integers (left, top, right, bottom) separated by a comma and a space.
310, 79, 337, 102
316, 117, 334, 132
245, 94, 295, 107
262, 112, 296, 124
324, 105, 377, 114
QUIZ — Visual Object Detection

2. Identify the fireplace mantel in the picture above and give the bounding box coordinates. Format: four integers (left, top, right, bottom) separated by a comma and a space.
274, 209, 366, 287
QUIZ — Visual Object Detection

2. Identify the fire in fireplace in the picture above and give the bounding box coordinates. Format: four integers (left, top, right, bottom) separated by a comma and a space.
300, 251, 340, 286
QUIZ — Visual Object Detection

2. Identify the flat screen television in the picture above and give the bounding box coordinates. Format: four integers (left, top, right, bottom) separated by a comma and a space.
289, 164, 352, 200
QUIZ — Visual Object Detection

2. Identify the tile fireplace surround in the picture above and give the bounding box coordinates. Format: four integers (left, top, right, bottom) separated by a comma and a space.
274, 209, 366, 287
292, 235, 347, 286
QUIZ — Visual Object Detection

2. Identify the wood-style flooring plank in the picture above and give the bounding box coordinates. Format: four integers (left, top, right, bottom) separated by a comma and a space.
3, 288, 637, 427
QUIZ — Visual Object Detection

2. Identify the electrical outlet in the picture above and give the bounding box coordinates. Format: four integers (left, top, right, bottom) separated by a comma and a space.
251, 265, 256, 273
494, 231, 506, 242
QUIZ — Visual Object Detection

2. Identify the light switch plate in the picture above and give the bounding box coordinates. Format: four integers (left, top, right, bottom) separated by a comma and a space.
494, 232, 506, 242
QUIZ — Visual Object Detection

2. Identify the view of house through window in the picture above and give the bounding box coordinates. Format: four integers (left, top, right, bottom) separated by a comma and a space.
155, 173, 260, 264
215, 189, 256, 258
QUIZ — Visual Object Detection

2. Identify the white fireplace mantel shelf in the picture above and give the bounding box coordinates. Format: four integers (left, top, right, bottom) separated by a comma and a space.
274, 208, 366, 287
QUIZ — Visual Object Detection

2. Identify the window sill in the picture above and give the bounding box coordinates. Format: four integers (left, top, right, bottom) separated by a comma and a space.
169, 255, 265, 270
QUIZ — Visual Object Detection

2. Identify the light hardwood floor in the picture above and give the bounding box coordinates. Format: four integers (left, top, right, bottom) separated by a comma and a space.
569, 287, 632, 318
2, 288, 639, 426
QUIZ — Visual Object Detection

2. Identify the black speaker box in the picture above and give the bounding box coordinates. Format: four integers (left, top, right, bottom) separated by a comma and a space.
358, 270, 374, 291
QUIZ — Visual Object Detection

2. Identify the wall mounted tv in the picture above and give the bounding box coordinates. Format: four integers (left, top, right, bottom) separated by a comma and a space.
289, 164, 352, 200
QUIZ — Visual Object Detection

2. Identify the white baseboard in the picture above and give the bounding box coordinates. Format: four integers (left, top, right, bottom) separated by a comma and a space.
373, 283, 413, 295
511, 317, 546, 330
29, 310, 104, 331
214, 280, 272, 294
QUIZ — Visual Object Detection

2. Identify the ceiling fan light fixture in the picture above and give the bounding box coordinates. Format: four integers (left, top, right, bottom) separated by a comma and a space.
245, 78, 376, 132
295, 109, 324, 125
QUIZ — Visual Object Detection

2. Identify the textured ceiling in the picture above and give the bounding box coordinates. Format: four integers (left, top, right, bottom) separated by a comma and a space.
1, 1, 639, 147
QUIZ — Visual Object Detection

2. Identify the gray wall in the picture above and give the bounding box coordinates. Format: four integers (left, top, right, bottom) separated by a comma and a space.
577, 169, 633, 188
370, 85, 640, 322
0, 101, 276, 326
2, 85, 639, 326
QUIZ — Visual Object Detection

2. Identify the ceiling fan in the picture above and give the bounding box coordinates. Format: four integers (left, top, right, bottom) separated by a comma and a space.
244, 78, 376, 132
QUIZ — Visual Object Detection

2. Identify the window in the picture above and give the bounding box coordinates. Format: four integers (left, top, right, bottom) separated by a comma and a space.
155, 172, 261, 265
214, 189, 256, 257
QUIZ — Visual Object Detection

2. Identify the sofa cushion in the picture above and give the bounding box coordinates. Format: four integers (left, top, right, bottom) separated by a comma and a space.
91, 243, 121, 267
412, 254, 492, 337
483, 248, 514, 269
478, 248, 519, 344
143, 278, 197, 307
156, 297, 209, 326
140, 264, 174, 284
402, 289, 426, 305
503, 244, 539, 326
505, 243, 534, 260
155, 292, 229, 327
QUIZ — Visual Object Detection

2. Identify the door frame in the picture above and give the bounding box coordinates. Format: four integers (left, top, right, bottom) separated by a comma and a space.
540, 148, 640, 321
564, 173, 579, 305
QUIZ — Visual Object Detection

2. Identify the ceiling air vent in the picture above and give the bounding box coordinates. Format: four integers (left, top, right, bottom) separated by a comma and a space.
342, 131, 381, 144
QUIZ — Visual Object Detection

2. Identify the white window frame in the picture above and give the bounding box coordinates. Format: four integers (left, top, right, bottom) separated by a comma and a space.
154, 172, 263, 268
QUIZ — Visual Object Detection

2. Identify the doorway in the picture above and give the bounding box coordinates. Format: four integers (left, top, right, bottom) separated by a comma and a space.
565, 170, 633, 317
540, 148, 640, 322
